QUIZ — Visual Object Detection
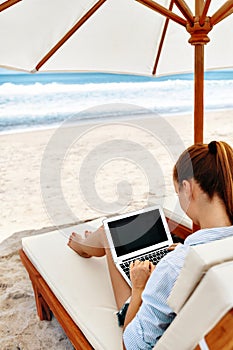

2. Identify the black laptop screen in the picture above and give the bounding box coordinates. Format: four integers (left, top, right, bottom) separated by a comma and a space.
108, 209, 168, 257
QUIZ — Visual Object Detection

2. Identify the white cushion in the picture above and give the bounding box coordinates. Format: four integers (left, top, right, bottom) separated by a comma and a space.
168, 236, 233, 313
154, 261, 233, 350
22, 216, 233, 350
22, 218, 123, 350
21, 197, 188, 350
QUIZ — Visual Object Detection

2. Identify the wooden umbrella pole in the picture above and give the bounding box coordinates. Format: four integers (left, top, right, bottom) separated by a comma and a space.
194, 44, 204, 143
194, 0, 204, 144
193, 43, 207, 232
186, 15, 212, 144
188, 0, 212, 232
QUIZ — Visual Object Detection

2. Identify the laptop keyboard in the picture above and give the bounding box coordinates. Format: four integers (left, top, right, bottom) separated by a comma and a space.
119, 247, 168, 280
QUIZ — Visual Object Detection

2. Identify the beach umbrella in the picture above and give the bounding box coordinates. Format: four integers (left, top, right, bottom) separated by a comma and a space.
0, 0, 232, 143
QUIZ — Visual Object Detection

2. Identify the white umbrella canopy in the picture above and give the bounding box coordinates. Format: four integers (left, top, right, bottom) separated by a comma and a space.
1, 0, 232, 75
0, 0, 233, 141
0, 0, 186, 75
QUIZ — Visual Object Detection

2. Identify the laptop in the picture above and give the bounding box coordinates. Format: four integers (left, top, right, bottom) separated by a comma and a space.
103, 205, 173, 286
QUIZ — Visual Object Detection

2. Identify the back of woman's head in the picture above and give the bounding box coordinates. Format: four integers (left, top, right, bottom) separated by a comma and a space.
173, 141, 233, 224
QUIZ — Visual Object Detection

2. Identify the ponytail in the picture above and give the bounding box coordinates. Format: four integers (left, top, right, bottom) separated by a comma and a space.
214, 141, 233, 223
173, 141, 233, 224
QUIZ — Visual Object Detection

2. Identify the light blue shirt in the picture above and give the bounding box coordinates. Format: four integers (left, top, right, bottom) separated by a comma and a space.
123, 226, 233, 350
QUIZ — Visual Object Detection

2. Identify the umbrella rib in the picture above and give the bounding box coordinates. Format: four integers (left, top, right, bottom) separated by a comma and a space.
195, 0, 204, 16
199, 0, 212, 25
35, 0, 107, 71
174, 0, 194, 25
211, 0, 233, 25
0, 0, 21, 12
152, 0, 174, 75
136, 0, 187, 27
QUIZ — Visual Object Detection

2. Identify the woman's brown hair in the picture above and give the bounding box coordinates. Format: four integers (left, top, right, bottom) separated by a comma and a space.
173, 141, 233, 224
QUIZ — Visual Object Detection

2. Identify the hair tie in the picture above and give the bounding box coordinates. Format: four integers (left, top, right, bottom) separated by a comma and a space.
208, 141, 217, 155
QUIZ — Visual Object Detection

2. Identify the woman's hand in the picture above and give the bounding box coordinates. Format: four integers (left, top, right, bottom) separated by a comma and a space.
123, 260, 155, 331
130, 260, 155, 292
167, 243, 180, 252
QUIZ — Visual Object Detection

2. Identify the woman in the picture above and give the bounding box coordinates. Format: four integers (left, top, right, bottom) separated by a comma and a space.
68, 140, 233, 350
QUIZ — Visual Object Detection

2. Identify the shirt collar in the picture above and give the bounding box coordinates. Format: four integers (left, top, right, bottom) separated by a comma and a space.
184, 225, 233, 246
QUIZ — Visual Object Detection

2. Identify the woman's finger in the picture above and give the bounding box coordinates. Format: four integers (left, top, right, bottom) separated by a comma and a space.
134, 259, 141, 265
150, 262, 156, 272
142, 260, 150, 268
168, 243, 180, 251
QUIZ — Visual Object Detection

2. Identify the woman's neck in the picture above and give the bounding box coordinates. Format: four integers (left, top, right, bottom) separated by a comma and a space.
196, 195, 231, 229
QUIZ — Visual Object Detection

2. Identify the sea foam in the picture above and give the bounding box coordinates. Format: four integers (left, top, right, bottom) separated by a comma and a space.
0, 73, 232, 132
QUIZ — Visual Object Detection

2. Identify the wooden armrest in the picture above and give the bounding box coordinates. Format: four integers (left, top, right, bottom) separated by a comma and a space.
166, 217, 193, 239
194, 308, 233, 350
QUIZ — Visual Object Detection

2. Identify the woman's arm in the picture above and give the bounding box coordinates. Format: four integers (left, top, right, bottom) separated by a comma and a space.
123, 245, 179, 330
123, 260, 155, 330
122, 250, 182, 350
123, 287, 143, 330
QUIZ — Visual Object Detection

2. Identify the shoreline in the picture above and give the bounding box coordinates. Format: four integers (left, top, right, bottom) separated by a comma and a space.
1, 109, 233, 244
1, 107, 232, 137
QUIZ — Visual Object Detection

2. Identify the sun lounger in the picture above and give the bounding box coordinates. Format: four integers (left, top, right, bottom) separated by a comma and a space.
19, 199, 233, 350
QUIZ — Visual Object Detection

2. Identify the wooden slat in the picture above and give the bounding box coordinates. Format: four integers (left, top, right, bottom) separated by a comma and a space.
205, 309, 233, 350
35, 0, 107, 71
0, 0, 21, 12
174, 0, 194, 25
152, 0, 174, 75
136, 0, 187, 27
199, 0, 212, 25
166, 217, 193, 239
211, 0, 233, 25
194, 309, 233, 350
195, 0, 205, 16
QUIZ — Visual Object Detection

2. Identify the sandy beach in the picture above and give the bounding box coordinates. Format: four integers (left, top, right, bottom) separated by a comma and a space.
0, 110, 233, 349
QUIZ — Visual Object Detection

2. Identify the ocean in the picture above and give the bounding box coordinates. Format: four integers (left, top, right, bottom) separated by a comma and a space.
0, 70, 233, 133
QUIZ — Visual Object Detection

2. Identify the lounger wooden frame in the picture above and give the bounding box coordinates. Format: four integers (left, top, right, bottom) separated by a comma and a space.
19, 248, 93, 350
19, 221, 233, 350
194, 309, 233, 350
